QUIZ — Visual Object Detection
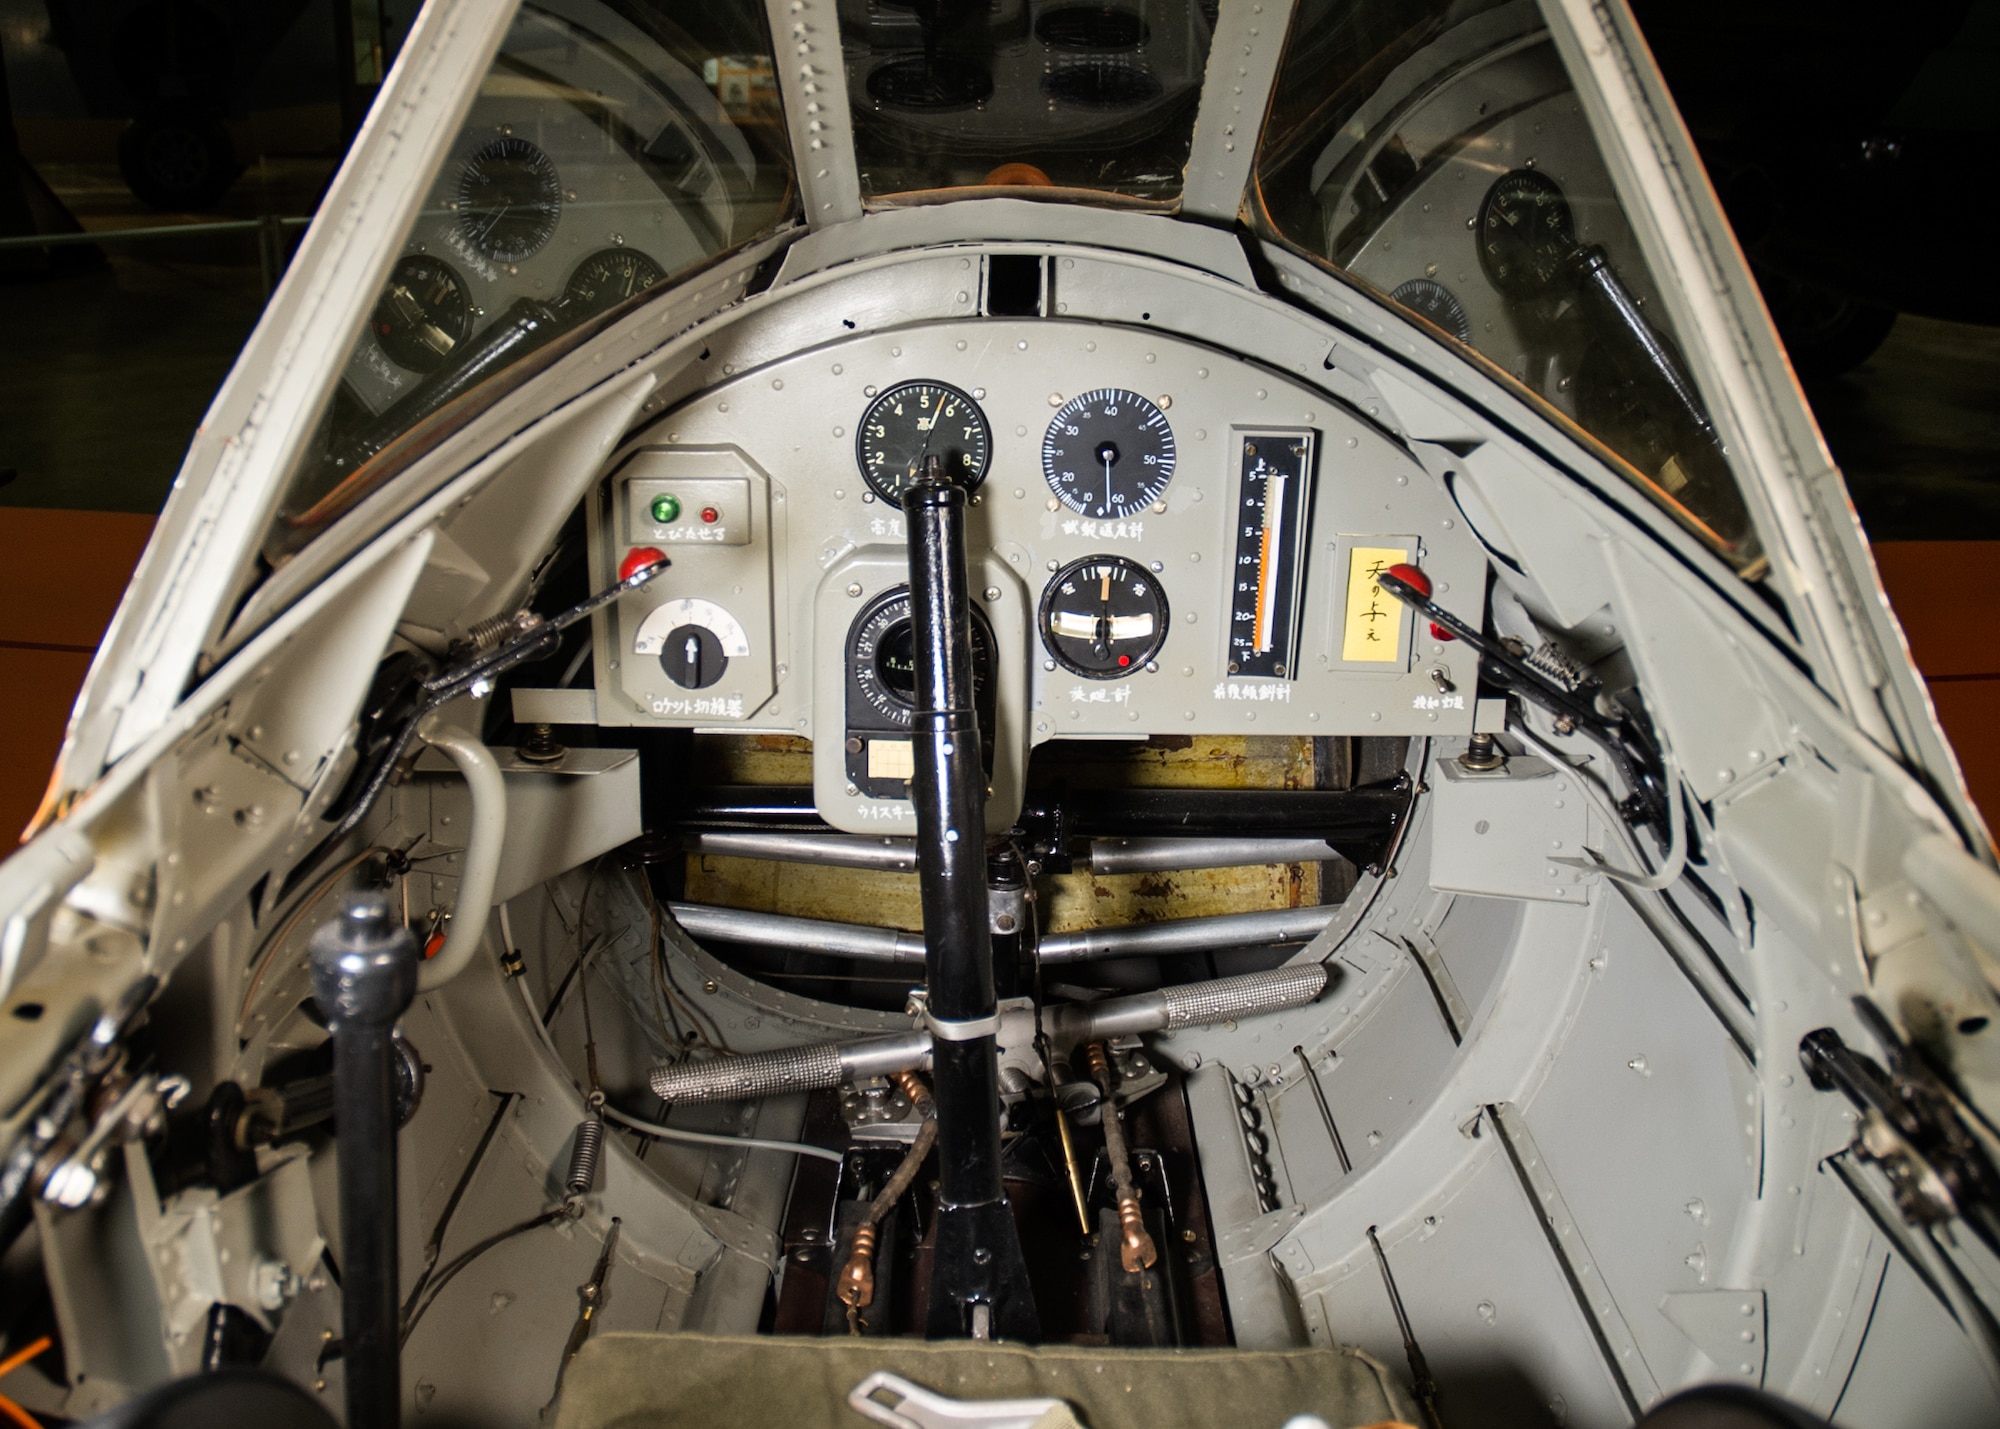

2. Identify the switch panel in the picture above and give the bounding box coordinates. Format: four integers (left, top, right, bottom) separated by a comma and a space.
590, 445, 777, 725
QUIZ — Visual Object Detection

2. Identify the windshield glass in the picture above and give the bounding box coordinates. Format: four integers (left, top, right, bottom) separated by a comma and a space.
845, 0, 1216, 204
265, 0, 794, 563
1253, 0, 1761, 569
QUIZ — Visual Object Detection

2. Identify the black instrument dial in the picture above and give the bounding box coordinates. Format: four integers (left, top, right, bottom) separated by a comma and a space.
1042, 389, 1175, 518
856, 381, 991, 500
850, 588, 997, 728
372, 254, 473, 373
1477, 169, 1577, 298
1038, 555, 1169, 678
1390, 278, 1472, 344
564, 247, 666, 318
455, 137, 563, 263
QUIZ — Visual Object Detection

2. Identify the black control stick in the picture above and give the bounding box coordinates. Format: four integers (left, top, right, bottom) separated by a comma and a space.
902, 467, 1039, 1341
310, 895, 420, 1428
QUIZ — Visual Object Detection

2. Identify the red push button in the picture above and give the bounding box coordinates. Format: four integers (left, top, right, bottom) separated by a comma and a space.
620, 546, 667, 581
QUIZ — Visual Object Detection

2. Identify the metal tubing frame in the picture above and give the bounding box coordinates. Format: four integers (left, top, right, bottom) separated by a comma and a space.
678, 830, 1343, 876
665, 900, 1335, 964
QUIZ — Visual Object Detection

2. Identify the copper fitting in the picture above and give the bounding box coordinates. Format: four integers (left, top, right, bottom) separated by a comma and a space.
1117, 1198, 1157, 1274
837, 1224, 878, 1310
1083, 1042, 1158, 1274
888, 1068, 934, 1117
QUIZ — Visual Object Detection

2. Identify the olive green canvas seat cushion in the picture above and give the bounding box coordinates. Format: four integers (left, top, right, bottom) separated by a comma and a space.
553, 1332, 1418, 1429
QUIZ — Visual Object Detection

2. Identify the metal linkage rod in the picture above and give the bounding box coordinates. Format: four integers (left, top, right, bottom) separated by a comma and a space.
644, 963, 1330, 1107
904, 473, 1037, 1341
676, 831, 1346, 876
667, 783, 1412, 871
664, 901, 1336, 964
310, 895, 420, 1429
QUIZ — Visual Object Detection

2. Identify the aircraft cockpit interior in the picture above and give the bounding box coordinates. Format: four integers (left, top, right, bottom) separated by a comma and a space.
4, 2, 1998, 1427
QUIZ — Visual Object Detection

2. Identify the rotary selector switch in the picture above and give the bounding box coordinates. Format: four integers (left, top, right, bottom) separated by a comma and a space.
633, 598, 750, 690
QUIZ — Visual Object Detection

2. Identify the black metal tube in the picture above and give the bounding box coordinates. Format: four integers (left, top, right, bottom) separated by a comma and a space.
903, 476, 1037, 1340
310, 895, 419, 1429
666, 783, 1410, 867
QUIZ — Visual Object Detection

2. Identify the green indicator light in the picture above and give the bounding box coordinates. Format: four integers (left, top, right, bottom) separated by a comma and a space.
650, 493, 682, 524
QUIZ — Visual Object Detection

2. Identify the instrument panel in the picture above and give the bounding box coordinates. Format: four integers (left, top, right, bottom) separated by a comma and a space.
586, 318, 1486, 834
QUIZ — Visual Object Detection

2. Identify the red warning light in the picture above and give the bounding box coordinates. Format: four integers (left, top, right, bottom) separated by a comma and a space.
700, 506, 720, 524
1117, 654, 1131, 667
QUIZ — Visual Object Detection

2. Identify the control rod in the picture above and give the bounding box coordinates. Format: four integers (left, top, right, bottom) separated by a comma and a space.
903, 468, 1039, 1341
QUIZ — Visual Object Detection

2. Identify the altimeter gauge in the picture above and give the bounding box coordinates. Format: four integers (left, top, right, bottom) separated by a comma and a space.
856, 381, 992, 501
1038, 554, 1169, 678
1042, 389, 1175, 519
1477, 169, 1577, 298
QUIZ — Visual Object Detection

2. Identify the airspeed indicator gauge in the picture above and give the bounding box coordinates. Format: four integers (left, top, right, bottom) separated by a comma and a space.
1042, 389, 1175, 518
1038, 555, 1168, 678
856, 381, 991, 501
456, 136, 563, 263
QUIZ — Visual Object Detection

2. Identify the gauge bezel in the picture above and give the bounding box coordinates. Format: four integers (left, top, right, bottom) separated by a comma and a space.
854, 380, 993, 502
1476, 168, 1576, 299
1037, 553, 1171, 680
564, 246, 667, 318
455, 136, 564, 263
1041, 388, 1177, 518
372, 253, 474, 374
849, 586, 999, 730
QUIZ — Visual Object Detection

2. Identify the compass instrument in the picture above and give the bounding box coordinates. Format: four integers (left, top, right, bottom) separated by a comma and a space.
1042, 388, 1176, 518
1225, 432, 1316, 679
372, 254, 473, 373
456, 136, 563, 263
856, 381, 992, 501
564, 247, 666, 318
846, 586, 997, 798
1038, 554, 1169, 678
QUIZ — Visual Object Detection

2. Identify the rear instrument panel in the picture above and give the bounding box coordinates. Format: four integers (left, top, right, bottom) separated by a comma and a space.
587, 320, 1484, 834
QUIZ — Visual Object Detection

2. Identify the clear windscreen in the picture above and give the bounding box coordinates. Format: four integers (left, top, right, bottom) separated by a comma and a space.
1254, 0, 1761, 569
265, 0, 795, 565
844, 0, 1217, 204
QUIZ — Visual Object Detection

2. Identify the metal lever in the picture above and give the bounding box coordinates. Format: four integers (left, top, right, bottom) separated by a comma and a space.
1374, 563, 1667, 833
297, 553, 670, 887
1085, 1042, 1158, 1274
311, 894, 420, 1429
847, 1371, 1069, 1429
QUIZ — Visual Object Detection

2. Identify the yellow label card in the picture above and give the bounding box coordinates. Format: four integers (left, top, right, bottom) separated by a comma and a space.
1341, 545, 1410, 663
867, 739, 915, 780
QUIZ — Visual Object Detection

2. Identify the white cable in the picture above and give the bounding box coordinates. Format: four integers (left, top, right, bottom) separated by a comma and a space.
504, 898, 840, 1165
601, 1101, 844, 1164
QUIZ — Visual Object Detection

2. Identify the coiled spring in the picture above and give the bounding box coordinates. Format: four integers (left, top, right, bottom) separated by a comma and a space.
566, 1100, 605, 1201
1524, 640, 1596, 695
